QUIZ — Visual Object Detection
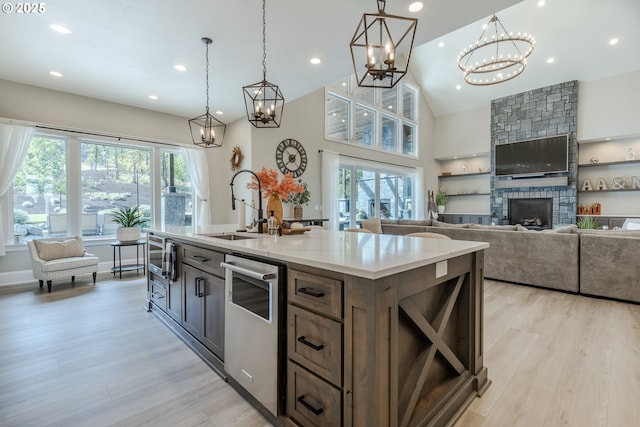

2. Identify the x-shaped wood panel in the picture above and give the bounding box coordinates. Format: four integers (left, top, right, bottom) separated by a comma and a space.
398, 274, 466, 427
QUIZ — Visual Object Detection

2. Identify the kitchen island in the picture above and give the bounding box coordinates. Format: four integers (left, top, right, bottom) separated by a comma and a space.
146, 225, 489, 427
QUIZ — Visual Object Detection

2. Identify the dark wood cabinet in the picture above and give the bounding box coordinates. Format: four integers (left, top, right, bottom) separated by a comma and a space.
181, 247, 225, 361
166, 276, 182, 322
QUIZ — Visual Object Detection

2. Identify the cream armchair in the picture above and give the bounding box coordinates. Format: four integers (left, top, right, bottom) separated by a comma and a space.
27, 236, 99, 293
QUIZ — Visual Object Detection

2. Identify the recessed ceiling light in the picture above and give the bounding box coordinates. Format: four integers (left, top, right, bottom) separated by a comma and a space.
609, 37, 619, 45
537, 0, 546, 7
310, 57, 321, 65
456, 84, 462, 90
546, 57, 555, 64
409, 2, 423, 13
49, 24, 72, 34
438, 41, 445, 48
49, 71, 63, 77
148, 95, 158, 100
215, 110, 224, 115
388, 105, 393, 110
173, 64, 187, 72
453, 156, 458, 159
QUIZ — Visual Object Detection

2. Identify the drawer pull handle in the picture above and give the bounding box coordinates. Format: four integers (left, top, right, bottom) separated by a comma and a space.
297, 395, 324, 416
298, 287, 324, 298
151, 292, 165, 299
190, 255, 210, 263
297, 336, 324, 351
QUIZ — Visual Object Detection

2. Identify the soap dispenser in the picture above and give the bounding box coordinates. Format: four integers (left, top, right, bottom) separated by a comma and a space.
267, 210, 278, 235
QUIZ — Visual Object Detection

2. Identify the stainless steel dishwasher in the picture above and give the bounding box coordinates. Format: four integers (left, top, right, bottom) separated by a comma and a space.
221, 254, 285, 418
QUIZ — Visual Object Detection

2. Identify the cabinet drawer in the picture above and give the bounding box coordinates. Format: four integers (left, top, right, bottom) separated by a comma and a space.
288, 305, 341, 387
150, 279, 167, 312
287, 362, 341, 427
182, 245, 225, 278
288, 270, 342, 319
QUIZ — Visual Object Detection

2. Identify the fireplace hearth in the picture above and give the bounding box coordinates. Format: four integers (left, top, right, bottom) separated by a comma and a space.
509, 198, 553, 230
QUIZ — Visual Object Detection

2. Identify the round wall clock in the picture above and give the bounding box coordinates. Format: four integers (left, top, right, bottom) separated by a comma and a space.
275, 138, 307, 178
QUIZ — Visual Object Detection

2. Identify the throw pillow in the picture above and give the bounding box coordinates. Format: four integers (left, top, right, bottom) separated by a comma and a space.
623, 220, 640, 230
361, 218, 382, 234
34, 238, 85, 261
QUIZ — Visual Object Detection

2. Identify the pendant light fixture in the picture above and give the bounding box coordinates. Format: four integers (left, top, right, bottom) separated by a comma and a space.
350, 0, 418, 89
457, 14, 535, 86
243, 0, 285, 128
189, 37, 226, 148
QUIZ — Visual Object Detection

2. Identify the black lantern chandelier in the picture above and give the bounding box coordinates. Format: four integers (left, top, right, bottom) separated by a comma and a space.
243, 0, 284, 128
457, 15, 535, 86
189, 37, 226, 148
349, 0, 418, 89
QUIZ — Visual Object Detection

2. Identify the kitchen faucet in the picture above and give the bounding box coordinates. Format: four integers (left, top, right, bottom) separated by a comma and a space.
230, 169, 264, 233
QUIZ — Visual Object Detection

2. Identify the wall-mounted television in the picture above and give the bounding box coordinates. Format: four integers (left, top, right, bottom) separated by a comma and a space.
494, 134, 569, 177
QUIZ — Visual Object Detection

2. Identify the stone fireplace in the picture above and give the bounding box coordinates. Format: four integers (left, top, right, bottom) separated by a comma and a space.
490, 80, 579, 226
509, 198, 553, 229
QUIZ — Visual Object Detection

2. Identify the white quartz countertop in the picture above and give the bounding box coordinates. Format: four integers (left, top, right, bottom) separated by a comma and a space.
150, 225, 489, 280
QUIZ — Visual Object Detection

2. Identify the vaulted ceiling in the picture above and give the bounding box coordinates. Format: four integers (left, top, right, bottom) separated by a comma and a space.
0, 0, 638, 123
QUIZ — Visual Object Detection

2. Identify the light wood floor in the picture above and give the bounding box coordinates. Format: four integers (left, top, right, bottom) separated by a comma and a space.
1, 277, 639, 426
0, 276, 270, 427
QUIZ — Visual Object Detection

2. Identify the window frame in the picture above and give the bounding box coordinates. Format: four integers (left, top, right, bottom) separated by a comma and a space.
8, 130, 194, 245
325, 77, 419, 158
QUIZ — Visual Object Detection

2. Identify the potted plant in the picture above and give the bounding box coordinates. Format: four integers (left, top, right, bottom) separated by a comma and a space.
112, 205, 147, 241
436, 191, 448, 214
577, 216, 598, 229
285, 179, 310, 220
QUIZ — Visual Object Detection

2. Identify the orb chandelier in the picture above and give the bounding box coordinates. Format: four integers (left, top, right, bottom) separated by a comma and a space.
189, 37, 226, 148
349, 0, 418, 89
243, 0, 285, 128
457, 14, 535, 86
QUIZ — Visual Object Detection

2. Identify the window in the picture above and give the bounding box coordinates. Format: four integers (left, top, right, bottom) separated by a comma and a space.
81, 142, 151, 237
13, 137, 66, 240
326, 93, 350, 142
161, 150, 193, 227
325, 77, 418, 156
355, 104, 376, 147
9, 133, 193, 244
337, 160, 415, 230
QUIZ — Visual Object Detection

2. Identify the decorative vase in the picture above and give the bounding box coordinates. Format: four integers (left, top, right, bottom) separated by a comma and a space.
266, 194, 283, 227
437, 205, 446, 214
117, 226, 140, 242
294, 205, 303, 221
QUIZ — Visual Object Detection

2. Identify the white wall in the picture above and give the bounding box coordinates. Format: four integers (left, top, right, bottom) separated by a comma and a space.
578, 71, 640, 141
211, 78, 439, 226
0, 79, 193, 146
433, 106, 490, 159
431, 71, 640, 156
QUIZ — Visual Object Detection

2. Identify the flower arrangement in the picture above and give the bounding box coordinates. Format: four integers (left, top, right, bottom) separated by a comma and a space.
246, 167, 303, 201
285, 179, 310, 206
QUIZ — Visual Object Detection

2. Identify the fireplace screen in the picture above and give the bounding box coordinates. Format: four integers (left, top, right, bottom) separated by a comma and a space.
509, 198, 553, 229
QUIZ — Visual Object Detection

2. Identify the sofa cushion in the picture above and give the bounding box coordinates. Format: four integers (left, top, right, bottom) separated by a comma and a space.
34, 238, 85, 261
432, 220, 469, 228
397, 219, 432, 226
361, 218, 382, 234
468, 224, 517, 231
576, 229, 640, 238
541, 224, 578, 233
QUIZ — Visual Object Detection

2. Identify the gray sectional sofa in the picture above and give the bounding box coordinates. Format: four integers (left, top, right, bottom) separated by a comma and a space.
378, 219, 640, 303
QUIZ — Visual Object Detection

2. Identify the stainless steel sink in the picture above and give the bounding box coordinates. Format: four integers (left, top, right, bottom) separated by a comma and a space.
198, 233, 257, 241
